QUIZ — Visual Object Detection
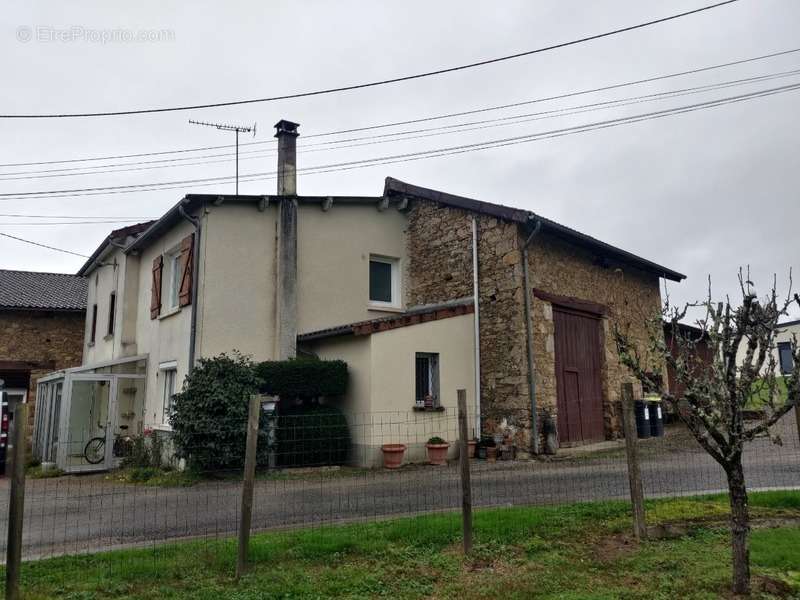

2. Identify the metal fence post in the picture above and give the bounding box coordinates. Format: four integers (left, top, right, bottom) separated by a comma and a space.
457, 389, 473, 554
236, 394, 261, 579
5, 402, 28, 600
621, 383, 647, 540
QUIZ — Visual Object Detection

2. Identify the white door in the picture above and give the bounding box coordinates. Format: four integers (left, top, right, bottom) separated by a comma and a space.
59, 376, 117, 472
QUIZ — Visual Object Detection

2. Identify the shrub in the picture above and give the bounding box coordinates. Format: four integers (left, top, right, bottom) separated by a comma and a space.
170, 352, 268, 471
277, 403, 351, 467
121, 429, 168, 470
427, 436, 447, 445
256, 358, 348, 399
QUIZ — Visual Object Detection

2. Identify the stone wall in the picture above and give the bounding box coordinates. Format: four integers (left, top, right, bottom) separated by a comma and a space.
527, 234, 663, 444
0, 310, 85, 431
406, 198, 665, 450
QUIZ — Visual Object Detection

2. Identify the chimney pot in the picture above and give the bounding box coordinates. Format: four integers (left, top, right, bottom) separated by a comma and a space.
275, 119, 300, 196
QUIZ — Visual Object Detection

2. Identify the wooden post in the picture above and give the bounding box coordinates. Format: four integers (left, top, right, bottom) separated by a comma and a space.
621, 383, 647, 540
5, 402, 28, 600
457, 389, 473, 554
236, 394, 261, 579
795, 404, 800, 451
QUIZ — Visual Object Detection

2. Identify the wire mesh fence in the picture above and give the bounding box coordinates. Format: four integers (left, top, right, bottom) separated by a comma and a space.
1, 397, 799, 586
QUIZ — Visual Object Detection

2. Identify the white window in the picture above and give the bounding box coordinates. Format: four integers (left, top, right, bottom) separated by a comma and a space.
415, 352, 440, 408
166, 249, 181, 310
369, 255, 400, 308
160, 363, 178, 425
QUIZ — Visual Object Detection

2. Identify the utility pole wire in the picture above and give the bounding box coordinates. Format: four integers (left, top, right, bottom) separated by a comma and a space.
4, 67, 799, 182
0, 232, 90, 257
0, 1, 740, 119
1, 43, 795, 169
1, 80, 797, 201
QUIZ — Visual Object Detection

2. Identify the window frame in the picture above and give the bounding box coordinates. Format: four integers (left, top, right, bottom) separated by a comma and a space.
414, 352, 440, 408
777, 341, 794, 375
107, 291, 116, 337
89, 303, 98, 344
368, 255, 401, 309
159, 361, 178, 426
165, 247, 182, 311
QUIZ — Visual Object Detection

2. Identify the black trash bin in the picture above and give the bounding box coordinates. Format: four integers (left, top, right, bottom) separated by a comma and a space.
648, 401, 664, 437
634, 400, 651, 439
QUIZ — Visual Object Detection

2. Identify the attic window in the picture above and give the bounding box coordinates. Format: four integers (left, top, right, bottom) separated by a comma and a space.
107, 292, 116, 336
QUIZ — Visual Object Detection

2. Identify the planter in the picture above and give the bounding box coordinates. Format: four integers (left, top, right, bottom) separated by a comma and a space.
486, 446, 498, 463
380, 444, 406, 469
467, 440, 477, 458
426, 442, 450, 466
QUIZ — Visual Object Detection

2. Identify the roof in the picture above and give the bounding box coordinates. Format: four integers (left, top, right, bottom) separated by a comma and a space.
384, 177, 686, 282
298, 297, 475, 342
86, 176, 685, 283
0, 269, 87, 312
778, 318, 800, 329
77, 220, 155, 276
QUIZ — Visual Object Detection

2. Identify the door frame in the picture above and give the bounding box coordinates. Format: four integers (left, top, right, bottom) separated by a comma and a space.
552, 304, 605, 445
58, 374, 117, 473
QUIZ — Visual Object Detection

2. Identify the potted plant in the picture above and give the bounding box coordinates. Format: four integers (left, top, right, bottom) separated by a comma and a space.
425, 436, 450, 465
477, 435, 495, 460
467, 437, 478, 458
380, 444, 406, 469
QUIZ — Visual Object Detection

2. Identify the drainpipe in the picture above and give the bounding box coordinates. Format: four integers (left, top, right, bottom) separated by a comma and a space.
522, 217, 542, 455
471, 217, 481, 438
179, 204, 202, 371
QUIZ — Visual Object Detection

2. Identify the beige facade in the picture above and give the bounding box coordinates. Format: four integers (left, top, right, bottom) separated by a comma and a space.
308, 312, 476, 466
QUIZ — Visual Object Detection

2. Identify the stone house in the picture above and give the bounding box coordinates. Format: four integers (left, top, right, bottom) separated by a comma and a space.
0, 269, 86, 441
33, 119, 684, 471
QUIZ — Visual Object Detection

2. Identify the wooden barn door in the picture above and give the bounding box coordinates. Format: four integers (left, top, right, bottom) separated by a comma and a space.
553, 307, 604, 444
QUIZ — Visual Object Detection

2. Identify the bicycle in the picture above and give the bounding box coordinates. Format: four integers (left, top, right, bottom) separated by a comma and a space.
83, 425, 133, 465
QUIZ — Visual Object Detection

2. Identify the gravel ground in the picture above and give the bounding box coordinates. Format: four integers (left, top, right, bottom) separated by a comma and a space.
2, 416, 798, 561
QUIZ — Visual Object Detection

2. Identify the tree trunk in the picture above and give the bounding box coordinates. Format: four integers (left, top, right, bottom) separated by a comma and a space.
726, 459, 751, 596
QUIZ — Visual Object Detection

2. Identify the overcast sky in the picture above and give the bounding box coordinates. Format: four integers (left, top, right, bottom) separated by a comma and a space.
2, 0, 799, 320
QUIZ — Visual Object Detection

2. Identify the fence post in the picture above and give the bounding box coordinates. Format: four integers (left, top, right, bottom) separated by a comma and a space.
5, 402, 28, 600
457, 389, 473, 554
236, 394, 261, 579
621, 383, 647, 540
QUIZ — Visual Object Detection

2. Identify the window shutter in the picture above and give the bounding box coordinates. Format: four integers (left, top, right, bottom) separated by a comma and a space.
150, 255, 163, 319
178, 233, 194, 307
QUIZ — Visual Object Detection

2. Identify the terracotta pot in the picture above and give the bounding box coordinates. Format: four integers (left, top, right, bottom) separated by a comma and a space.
467, 440, 477, 458
486, 446, 497, 463
426, 443, 450, 466
381, 444, 406, 469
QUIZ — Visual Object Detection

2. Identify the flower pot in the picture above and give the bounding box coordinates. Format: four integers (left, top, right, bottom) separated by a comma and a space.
467, 440, 477, 458
426, 442, 450, 466
486, 446, 497, 463
381, 444, 406, 469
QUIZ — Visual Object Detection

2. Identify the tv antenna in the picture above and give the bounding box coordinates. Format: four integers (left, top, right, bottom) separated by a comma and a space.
189, 119, 256, 195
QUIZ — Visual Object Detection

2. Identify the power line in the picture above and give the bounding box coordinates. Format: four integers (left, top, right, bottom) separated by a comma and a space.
1, 44, 795, 170
0, 213, 153, 219
0, 232, 89, 257
0, 1, 740, 119
0, 220, 145, 225
1, 80, 797, 201
4, 66, 799, 183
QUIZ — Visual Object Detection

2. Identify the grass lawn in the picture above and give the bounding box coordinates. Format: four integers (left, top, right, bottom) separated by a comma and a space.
748, 376, 789, 410
7, 491, 800, 599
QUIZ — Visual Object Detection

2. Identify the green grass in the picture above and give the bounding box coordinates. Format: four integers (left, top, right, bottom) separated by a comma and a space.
748, 376, 789, 409
5, 491, 800, 599
104, 467, 202, 487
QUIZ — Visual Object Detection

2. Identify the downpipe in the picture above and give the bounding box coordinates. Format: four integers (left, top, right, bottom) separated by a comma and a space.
471, 217, 481, 438
179, 203, 202, 372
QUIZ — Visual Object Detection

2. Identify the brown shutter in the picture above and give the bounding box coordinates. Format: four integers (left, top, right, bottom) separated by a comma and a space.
150, 255, 163, 319
178, 233, 194, 307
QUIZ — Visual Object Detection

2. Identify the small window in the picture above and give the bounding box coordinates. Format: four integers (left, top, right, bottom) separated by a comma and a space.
369, 256, 399, 307
90, 304, 98, 343
778, 342, 794, 375
161, 366, 177, 425
415, 352, 440, 407
167, 250, 181, 310
107, 292, 116, 336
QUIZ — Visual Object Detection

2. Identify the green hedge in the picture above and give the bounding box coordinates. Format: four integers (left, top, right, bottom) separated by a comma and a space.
256, 359, 348, 398
170, 353, 268, 471
276, 404, 351, 467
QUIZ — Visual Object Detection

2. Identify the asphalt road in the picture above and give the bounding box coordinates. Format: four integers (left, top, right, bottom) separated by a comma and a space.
2, 416, 798, 561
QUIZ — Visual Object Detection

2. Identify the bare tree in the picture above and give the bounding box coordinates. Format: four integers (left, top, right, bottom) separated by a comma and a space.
614, 274, 799, 596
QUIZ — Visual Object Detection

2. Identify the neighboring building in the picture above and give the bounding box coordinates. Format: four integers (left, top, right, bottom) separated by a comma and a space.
663, 322, 714, 404
0, 269, 86, 438
34, 119, 685, 471
773, 320, 799, 376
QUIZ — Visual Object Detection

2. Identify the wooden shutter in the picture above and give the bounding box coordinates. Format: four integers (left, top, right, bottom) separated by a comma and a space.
150, 255, 163, 319
178, 233, 194, 307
